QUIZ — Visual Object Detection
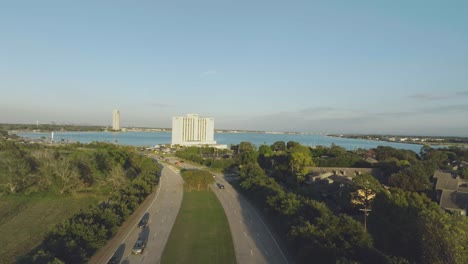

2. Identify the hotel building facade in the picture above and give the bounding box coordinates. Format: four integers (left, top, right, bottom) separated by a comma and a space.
171, 114, 216, 146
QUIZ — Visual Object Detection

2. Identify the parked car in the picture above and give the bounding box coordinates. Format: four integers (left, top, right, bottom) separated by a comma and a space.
132, 239, 146, 254
217, 183, 225, 189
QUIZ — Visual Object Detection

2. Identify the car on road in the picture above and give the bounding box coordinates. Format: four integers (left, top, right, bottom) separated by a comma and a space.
132, 239, 146, 254
217, 183, 225, 189
138, 217, 148, 228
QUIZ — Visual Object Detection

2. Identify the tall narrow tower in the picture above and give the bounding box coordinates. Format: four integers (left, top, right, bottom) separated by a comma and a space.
112, 110, 120, 130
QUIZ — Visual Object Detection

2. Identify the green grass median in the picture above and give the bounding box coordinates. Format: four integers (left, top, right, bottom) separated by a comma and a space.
161, 190, 236, 264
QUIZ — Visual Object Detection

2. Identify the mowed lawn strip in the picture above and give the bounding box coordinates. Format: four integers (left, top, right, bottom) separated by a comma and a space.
0, 194, 101, 263
161, 191, 236, 264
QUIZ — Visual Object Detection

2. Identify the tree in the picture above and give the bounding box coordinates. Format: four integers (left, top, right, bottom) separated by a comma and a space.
239, 163, 266, 178
238, 141, 256, 153
267, 192, 301, 217
258, 144, 273, 156
287, 141, 300, 149
350, 174, 380, 231
419, 211, 468, 264
290, 152, 314, 183
388, 161, 432, 192
271, 141, 286, 152
53, 157, 81, 195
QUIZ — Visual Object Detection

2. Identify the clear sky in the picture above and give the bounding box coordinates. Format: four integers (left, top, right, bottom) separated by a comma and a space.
1, 0, 467, 136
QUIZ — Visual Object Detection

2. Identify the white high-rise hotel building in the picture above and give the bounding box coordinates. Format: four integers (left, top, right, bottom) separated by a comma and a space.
171, 114, 216, 146
112, 110, 120, 130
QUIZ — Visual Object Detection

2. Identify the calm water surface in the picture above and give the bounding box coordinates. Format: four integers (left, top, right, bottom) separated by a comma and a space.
17, 131, 425, 153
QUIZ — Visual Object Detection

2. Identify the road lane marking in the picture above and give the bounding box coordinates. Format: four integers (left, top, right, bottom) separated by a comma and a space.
104, 174, 164, 264
250, 249, 253, 255
244, 198, 289, 264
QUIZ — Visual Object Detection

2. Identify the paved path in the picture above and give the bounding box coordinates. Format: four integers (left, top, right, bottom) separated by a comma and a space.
167, 157, 291, 264
90, 164, 183, 264
211, 174, 290, 264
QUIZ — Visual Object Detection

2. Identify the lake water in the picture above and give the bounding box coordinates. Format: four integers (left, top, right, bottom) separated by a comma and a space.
16, 131, 425, 153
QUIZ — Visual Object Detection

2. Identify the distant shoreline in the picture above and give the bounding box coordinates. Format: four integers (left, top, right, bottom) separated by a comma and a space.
328, 134, 468, 148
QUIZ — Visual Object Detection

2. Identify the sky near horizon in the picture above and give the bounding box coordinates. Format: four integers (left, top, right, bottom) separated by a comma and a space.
1, 0, 467, 136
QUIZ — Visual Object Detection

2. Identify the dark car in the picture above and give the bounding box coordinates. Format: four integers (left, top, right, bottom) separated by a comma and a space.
132, 239, 145, 254
107, 256, 119, 264
217, 183, 225, 189
138, 218, 148, 228
138, 213, 149, 228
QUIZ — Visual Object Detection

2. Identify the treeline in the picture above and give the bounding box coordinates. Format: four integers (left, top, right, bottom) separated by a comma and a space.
0, 140, 153, 195
175, 146, 235, 171
0, 123, 105, 132
14, 142, 161, 263
180, 169, 215, 191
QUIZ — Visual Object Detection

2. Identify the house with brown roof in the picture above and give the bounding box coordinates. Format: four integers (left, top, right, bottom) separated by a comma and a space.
305, 167, 382, 185
434, 170, 468, 216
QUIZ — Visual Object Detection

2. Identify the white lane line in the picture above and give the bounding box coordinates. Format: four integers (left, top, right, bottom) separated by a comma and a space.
250, 249, 253, 256
104, 173, 165, 264
245, 198, 289, 264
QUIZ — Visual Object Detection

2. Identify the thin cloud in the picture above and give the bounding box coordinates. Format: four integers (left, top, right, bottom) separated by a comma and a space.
149, 102, 173, 108
299, 106, 336, 114
201, 70, 217, 76
409, 90, 468, 100
423, 104, 468, 114
455, 90, 468, 96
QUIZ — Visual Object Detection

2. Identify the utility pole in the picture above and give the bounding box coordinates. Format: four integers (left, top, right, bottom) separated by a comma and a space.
359, 207, 372, 232
359, 182, 373, 232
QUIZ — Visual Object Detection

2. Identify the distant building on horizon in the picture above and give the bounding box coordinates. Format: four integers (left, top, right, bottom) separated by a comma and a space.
171, 114, 216, 147
112, 109, 120, 130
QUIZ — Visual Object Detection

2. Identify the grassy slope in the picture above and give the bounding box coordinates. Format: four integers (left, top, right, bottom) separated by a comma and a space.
0, 194, 101, 263
161, 191, 236, 264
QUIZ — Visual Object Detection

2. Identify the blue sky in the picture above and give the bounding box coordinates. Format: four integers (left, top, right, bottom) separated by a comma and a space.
1, 0, 467, 136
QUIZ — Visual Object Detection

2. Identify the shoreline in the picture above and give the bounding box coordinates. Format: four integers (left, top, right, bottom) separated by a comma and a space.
328, 134, 468, 148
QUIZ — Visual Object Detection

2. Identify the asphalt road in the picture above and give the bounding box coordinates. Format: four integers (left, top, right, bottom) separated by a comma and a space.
171, 157, 291, 264
103, 164, 183, 264
95, 156, 290, 264
211, 174, 290, 264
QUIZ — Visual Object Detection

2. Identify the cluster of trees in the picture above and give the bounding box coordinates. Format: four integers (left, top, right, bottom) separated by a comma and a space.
0, 141, 152, 195
175, 146, 234, 171
238, 163, 390, 263
18, 144, 161, 263
371, 145, 468, 192
180, 169, 215, 191
185, 141, 468, 263
310, 144, 372, 168
369, 188, 468, 264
